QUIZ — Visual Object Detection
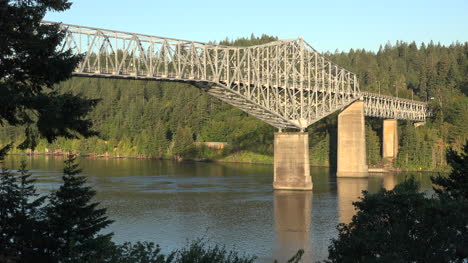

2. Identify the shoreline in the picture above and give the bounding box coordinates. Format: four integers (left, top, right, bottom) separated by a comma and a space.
6, 152, 445, 173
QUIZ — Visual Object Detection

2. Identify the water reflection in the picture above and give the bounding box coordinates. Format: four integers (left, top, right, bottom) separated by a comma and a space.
3, 155, 435, 262
383, 173, 397, 190
274, 190, 312, 261
337, 177, 368, 223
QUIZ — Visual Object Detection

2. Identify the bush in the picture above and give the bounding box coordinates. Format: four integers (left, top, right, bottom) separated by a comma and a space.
325, 141, 468, 262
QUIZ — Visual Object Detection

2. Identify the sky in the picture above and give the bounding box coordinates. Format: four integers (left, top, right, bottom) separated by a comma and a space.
44, 0, 468, 52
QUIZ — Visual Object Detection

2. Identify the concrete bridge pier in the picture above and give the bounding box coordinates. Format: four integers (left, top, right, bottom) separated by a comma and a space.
383, 119, 398, 160
273, 132, 313, 190
337, 101, 368, 177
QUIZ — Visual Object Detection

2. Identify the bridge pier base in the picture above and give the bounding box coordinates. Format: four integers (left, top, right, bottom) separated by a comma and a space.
383, 119, 398, 160
337, 101, 368, 177
273, 132, 313, 190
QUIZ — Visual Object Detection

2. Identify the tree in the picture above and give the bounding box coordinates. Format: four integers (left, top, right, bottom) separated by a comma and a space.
0, 165, 21, 262
325, 178, 467, 262
0, 0, 98, 151
0, 143, 11, 160
111, 242, 175, 263
432, 140, 468, 201
365, 124, 381, 165
174, 240, 256, 263
0, 160, 47, 262
45, 155, 114, 262
153, 120, 169, 158
172, 126, 194, 160
1, 34, 466, 168
325, 141, 468, 262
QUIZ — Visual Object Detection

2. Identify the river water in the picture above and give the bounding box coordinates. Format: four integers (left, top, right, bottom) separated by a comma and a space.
3, 155, 434, 262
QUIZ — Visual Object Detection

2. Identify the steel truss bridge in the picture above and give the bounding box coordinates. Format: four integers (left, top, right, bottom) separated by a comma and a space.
45, 22, 430, 130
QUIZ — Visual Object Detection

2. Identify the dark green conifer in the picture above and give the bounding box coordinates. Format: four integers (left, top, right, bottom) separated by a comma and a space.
172, 126, 194, 160
0, 0, 98, 149
432, 141, 468, 201
325, 142, 468, 262
46, 155, 114, 262
0, 165, 20, 262
0, 160, 46, 262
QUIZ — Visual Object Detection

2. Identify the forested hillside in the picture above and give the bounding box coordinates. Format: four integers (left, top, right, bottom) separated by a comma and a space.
1, 36, 466, 171
328, 41, 467, 170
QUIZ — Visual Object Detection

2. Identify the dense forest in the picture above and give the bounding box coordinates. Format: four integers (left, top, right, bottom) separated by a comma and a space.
1, 36, 466, 171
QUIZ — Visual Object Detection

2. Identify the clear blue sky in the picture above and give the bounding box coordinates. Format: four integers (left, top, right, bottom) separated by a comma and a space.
44, 0, 468, 52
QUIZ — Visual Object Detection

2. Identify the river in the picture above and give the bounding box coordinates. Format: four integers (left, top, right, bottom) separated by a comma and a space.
3, 155, 434, 262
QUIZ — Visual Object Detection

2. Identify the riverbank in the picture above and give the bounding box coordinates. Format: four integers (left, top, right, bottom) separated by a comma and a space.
6, 150, 447, 173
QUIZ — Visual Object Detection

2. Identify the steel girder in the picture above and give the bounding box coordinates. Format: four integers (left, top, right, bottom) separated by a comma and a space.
361, 92, 430, 121
43, 21, 429, 129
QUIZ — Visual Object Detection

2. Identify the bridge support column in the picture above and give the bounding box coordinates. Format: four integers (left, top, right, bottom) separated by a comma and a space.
337, 101, 368, 177
383, 119, 398, 159
273, 132, 313, 190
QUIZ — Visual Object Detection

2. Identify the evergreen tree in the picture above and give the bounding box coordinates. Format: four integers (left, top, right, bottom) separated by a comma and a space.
153, 121, 169, 158
0, 0, 98, 149
365, 124, 381, 165
172, 126, 194, 160
0, 166, 20, 262
432, 140, 468, 201
14, 161, 48, 262
0, 160, 47, 262
45, 156, 114, 262
111, 241, 175, 263
0, 143, 11, 160
325, 178, 468, 262
1, 35, 466, 169
325, 141, 468, 262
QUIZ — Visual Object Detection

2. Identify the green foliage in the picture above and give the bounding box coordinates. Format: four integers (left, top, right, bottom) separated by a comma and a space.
0, 143, 12, 161
396, 122, 438, 170
0, 154, 310, 262
325, 177, 468, 262
0, 38, 466, 170
274, 249, 304, 263
112, 239, 304, 263
172, 126, 195, 159
432, 140, 468, 201
307, 116, 337, 167
111, 241, 175, 263
219, 34, 279, 46
174, 239, 256, 263
45, 155, 114, 262
325, 144, 468, 262
0, 161, 47, 262
329, 41, 467, 170
0, 0, 98, 148
220, 150, 273, 164
365, 123, 381, 166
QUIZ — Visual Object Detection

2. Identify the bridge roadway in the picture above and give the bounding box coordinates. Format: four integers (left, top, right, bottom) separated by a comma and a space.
44, 21, 431, 190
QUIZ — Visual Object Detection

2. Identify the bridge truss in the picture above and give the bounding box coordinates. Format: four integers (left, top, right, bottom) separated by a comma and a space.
362, 92, 429, 122
44, 22, 430, 129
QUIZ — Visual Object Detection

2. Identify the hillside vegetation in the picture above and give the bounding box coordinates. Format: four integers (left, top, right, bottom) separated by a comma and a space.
1, 36, 466, 171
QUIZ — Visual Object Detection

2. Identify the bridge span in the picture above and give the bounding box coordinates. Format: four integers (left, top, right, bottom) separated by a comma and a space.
45, 21, 431, 190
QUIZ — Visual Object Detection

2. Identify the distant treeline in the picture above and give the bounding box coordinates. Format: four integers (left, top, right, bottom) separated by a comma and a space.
1, 35, 466, 171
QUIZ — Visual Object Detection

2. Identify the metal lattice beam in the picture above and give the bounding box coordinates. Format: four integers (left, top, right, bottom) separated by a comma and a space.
361, 92, 430, 122
43, 21, 430, 129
